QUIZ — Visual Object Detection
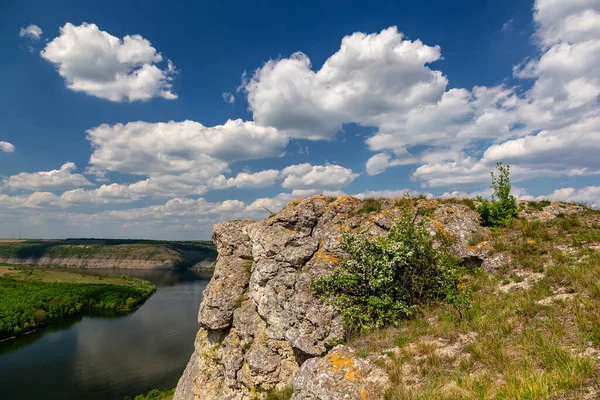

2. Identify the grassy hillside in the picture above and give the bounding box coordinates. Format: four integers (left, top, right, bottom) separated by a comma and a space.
0, 267, 156, 339
347, 205, 600, 399
0, 239, 217, 269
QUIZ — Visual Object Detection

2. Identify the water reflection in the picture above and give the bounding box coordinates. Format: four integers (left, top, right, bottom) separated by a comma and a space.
0, 269, 210, 400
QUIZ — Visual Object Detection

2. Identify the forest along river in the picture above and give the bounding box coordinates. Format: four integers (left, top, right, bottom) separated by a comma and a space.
0, 269, 211, 400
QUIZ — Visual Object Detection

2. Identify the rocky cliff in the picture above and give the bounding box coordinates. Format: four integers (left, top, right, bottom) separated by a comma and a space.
173, 195, 518, 400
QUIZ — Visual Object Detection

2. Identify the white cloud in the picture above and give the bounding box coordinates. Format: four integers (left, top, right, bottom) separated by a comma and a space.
243, 27, 447, 140
208, 170, 280, 189
354, 189, 433, 200
242, 2, 600, 187
409, 0, 600, 187
245, 192, 297, 213
365, 152, 414, 176
0, 141, 15, 152
3, 162, 93, 192
281, 163, 359, 190
60, 184, 141, 205
86, 119, 287, 198
84, 165, 109, 182
542, 186, 600, 208
88, 119, 286, 173
534, 0, 600, 47
19, 24, 43, 40
482, 117, 600, 175
222, 92, 235, 104
41, 23, 177, 102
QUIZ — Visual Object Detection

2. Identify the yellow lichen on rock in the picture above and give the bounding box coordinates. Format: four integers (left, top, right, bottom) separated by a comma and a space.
327, 352, 362, 381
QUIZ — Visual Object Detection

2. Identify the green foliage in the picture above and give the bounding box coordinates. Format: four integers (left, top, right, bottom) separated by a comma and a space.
0, 272, 155, 339
313, 210, 464, 333
527, 200, 551, 211
128, 388, 175, 400
356, 198, 383, 214
265, 387, 294, 400
477, 163, 518, 227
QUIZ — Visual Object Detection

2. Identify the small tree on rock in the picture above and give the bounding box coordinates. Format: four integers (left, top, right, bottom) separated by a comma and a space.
477, 162, 518, 227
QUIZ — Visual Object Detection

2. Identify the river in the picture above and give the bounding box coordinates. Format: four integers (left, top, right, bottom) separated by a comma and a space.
0, 269, 211, 400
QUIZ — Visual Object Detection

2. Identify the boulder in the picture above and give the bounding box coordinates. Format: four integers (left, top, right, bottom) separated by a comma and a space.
291, 346, 389, 400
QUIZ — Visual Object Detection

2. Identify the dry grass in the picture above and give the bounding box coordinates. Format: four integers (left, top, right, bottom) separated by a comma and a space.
350, 209, 600, 399
0, 266, 19, 276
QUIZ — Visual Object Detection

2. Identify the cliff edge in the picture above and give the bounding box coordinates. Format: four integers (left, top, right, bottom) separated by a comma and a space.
174, 195, 511, 399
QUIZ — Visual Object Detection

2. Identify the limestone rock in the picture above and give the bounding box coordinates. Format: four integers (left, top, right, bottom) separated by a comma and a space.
519, 201, 583, 221
198, 220, 253, 330
290, 346, 389, 400
175, 195, 503, 400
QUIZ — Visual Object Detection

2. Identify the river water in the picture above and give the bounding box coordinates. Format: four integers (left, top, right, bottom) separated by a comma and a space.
0, 269, 211, 400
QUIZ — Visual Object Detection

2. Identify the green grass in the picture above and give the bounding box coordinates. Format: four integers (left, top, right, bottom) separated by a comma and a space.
125, 388, 176, 400
265, 387, 294, 400
348, 210, 600, 399
527, 200, 552, 211
0, 267, 156, 339
355, 198, 383, 214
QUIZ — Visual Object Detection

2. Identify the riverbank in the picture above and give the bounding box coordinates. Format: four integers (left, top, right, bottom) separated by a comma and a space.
0, 266, 156, 339
0, 239, 217, 270
125, 388, 175, 400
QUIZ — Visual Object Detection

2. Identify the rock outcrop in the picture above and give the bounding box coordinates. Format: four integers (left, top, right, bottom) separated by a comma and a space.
174, 196, 497, 400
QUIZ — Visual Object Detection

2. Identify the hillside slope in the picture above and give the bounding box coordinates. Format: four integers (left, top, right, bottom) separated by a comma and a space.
173, 195, 600, 400
0, 239, 217, 269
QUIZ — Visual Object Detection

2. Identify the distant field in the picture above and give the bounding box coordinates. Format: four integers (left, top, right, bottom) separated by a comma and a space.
0, 239, 217, 270
0, 266, 18, 276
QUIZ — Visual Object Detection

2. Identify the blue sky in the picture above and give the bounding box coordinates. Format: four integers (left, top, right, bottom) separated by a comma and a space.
1, 0, 599, 239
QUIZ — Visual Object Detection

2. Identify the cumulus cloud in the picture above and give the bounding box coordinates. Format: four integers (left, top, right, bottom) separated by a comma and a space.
60, 184, 142, 205
19, 24, 43, 40
482, 117, 600, 176
244, 27, 447, 140
0, 141, 15, 152
242, 1, 600, 184
88, 119, 286, 173
0, 191, 64, 210
365, 152, 414, 176
242, 26, 523, 178
280, 163, 359, 190
542, 186, 600, 208
3, 162, 93, 192
409, 0, 600, 186
41, 23, 177, 102
354, 189, 433, 200
208, 170, 280, 189
85, 119, 287, 198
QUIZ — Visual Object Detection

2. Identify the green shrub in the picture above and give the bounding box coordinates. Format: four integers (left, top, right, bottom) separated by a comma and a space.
477, 163, 518, 227
313, 209, 464, 333
265, 387, 294, 400
128, 388, 175, 400
356, 198, 382, 214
